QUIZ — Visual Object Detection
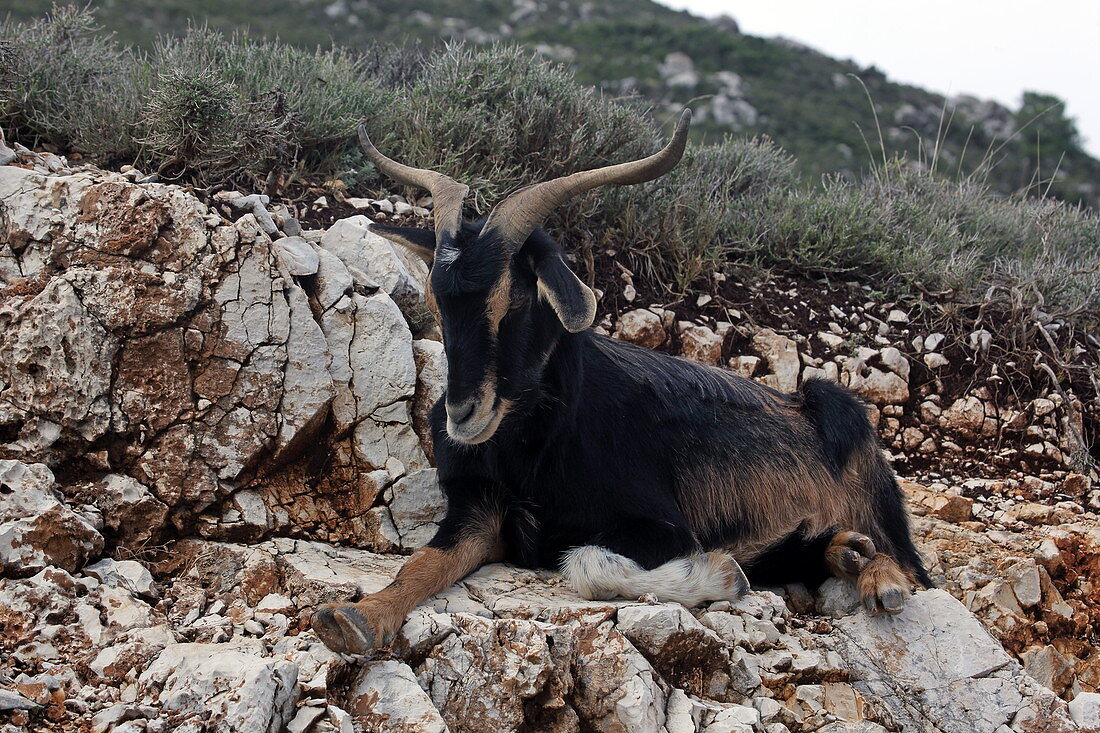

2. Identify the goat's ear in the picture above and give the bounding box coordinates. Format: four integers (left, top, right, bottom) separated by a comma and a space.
535, 256, 597, 333
368, 223, 435, 264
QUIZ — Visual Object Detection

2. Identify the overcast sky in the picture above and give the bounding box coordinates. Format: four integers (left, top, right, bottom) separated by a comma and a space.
660, 0, 1100, 157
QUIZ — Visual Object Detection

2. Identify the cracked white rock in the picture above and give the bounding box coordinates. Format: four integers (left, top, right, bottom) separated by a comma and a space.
381, 468, 446, 549
0, 460, 104, 574
830, 589, 1075, 731
418, 614, 554, 732
351, 660, 448, 732
139, 643, 299, 733
84, 558, 157, 598
274, 236, 320, 276
321, 216, 425, 310
0, 278, 117, 452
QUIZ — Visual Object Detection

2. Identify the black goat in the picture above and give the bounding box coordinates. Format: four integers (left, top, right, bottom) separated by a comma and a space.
312, 111, 932, 655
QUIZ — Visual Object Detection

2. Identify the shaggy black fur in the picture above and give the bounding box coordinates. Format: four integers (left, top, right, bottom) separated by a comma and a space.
378, 221, 931, 590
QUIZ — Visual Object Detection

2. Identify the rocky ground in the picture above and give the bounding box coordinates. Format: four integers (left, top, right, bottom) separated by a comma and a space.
1, 148, 1099, 732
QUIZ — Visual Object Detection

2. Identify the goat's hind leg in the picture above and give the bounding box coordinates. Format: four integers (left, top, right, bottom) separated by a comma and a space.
562, 546, 748, 608
824, 531, 909, 615
823, 530, 876, 578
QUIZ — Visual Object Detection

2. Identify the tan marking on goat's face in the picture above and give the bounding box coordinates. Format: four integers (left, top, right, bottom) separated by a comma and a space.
486, 266, 513, 332
424, 273, 442, 326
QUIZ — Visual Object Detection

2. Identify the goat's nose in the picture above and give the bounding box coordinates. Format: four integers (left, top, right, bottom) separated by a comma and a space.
447, 399, 476, 425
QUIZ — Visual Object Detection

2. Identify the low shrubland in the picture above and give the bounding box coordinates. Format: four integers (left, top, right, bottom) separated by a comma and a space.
2, 6, 1097, 341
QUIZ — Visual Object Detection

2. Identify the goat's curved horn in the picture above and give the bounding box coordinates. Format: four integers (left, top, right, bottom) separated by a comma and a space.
481, 108, 691, 250
358, 125, 469, 246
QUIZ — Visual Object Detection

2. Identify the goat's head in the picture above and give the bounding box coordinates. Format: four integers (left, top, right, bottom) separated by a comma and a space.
363, 111, 691, 444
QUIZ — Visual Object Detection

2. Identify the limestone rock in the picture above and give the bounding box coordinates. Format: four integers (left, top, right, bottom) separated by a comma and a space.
273, 236, 319, 276
0, 460, 103, 574
417, 614, 554, 732
615, 309, 667, 349
75, 474, 169, 546
816, 577, 862, 618
85, 558, 157, 599
412, 339, 447, 463
0, 278, 117, 454
842, 354, 909, 406
139, 643, 299, 732
569, 620, 669, 732
314, 247, 354, 310
877, 347, 910, 382
618, 603, 759, 700
274, 279, 336, 459
382, 468, 446, 549
351, 660, 447, 732
728, 355, 761, 379
1068, 692, 1100, 728
752, 328, 800, 392
322, 291, 425, 474
831, 589, 1074, 731
321, 216, 426, 315
681, 323, 724, 365
940, 396, 990, 440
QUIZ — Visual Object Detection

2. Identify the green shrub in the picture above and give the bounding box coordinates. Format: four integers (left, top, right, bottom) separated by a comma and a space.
152, 29, 405, 180
720, 163, 1099, 327
0, 5, 143, 161
140, 67, 288, 179
601, 136, 797, 288
393, 44, 657, 211
0, 7, 406, 182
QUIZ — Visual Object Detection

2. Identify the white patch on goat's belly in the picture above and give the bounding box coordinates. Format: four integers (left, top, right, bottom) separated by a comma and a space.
561, 546, 748, 607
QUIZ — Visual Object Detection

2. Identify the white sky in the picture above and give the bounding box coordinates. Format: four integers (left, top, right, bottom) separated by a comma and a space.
659, 0, 1100, 157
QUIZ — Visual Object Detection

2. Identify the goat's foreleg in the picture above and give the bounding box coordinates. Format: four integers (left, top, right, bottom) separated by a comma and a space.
312, 505, 504, 655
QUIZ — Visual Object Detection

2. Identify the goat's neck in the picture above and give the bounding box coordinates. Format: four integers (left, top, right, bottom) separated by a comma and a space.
497, 329, 588, 445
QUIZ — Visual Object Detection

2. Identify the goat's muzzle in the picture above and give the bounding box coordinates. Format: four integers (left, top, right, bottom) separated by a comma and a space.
445, 390, 509, 444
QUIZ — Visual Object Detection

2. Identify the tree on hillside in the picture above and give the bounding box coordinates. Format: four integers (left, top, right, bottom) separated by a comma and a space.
1015, 91, 1082, 189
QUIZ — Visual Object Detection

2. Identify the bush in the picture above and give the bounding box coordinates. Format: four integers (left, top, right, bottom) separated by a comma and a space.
151, 29, 407, 181
394, 44, 657, 211
720, 163, 1100, 328
601, 136, 797, 288
0, 5, 143, 161
140, 67, 289, 179
0, 7, 407, 183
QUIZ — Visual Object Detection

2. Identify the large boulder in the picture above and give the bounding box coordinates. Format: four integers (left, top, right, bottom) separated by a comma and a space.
0, 164, 433, 549
830, 589, 1077, 731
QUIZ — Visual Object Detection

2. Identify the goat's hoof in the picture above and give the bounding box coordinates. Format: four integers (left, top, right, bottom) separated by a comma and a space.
707, 552, 749, 599
828, 532, 877, 577
312, 603, 377, 655
861, 585, 908, 616
857, 554, 910, 616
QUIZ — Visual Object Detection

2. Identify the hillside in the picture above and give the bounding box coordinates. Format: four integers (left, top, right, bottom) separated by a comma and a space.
0, 150, 1098, 730
4, 0, 1100, 206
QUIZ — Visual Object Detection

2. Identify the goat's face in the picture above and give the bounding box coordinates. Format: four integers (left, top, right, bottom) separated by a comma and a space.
372, 222, 595, 444
355, 109, 690, 443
